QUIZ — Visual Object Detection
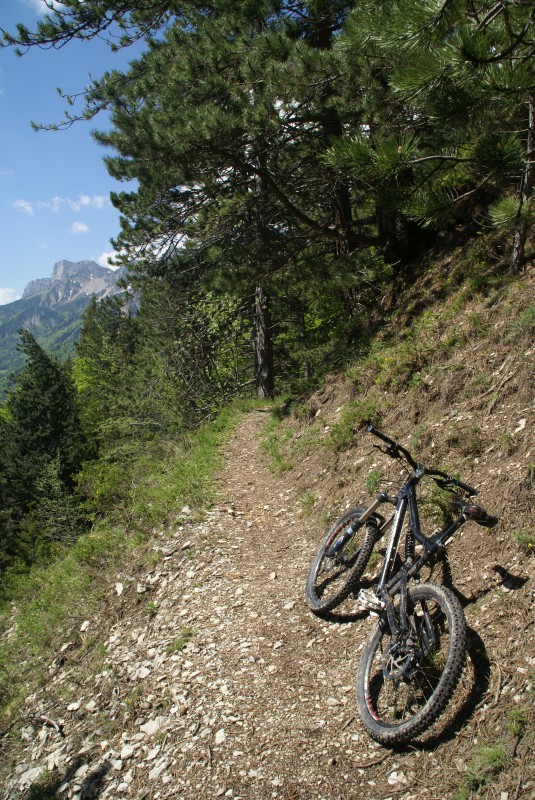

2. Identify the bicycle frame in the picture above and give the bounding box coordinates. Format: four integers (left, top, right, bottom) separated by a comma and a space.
375, 476, 467, 599
354, 475, 468, 638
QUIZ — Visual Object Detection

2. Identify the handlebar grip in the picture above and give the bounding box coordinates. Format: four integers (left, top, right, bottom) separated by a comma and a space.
366, 423, 396, 447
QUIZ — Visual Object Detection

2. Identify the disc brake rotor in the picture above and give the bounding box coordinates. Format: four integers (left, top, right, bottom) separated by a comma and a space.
382, 637, 420, 681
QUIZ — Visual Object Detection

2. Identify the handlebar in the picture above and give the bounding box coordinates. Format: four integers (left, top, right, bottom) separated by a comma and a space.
366, 423, 418, 470
366, 424, 479, 496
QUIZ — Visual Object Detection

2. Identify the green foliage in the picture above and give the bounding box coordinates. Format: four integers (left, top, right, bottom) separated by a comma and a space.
459, 745, 508, 796
261, 418, 293, 476
0, 294, 91, 400
0, 404, 236, 719
489, 196, 535, 231
146, 600, 159, 618
167, 628, 194, 654
0, 331, 89, 574
420, 479, 456, 527
512, 529, 534, 555
509, 305, 535, 341
329, 400, 382, 451
506, 709, 528, 738
300, 491, 316, 516
365, 468, 382, 496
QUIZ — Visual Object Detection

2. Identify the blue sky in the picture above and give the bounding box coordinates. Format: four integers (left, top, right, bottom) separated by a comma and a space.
0, 0, 143, 304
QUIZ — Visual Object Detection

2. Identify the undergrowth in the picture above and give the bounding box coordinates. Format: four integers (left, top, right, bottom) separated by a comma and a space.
0, 404, 242, 723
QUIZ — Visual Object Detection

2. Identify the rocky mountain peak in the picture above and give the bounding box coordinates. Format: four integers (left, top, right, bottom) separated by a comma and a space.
22, 260, 123, 303
51, 259, 111, 283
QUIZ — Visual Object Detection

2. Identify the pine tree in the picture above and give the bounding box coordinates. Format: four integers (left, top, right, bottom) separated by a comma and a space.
334, 0, 535, 269
0, 331, 88, 571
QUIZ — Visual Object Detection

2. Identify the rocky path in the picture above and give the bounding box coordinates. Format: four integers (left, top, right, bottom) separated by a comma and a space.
6, 411, 531, 800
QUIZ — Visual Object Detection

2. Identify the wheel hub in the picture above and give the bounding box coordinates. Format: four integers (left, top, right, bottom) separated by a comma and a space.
382, 637, 420, 681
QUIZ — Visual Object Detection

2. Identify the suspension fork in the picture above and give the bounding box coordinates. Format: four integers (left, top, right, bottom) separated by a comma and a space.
325, 495, 387, 558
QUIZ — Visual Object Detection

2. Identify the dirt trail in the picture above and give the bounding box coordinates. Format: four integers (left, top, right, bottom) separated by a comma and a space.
6, 410, 533, 800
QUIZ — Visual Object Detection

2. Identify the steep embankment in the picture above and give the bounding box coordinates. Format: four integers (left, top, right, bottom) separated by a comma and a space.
2, 268, 534, 799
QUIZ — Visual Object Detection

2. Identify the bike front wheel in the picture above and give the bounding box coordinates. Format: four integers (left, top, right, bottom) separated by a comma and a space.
305, 507, 378, 615
356, 582, 466, 746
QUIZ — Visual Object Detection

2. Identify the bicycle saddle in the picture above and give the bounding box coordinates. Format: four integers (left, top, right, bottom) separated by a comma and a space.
455, 499, 498, 528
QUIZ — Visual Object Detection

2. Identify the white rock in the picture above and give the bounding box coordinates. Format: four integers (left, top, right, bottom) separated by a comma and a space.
120, 745, 135, 761
74, 764, 89, 780
140, 718, 162, 736
148, 760, 168, 780
80, 620, 90, 632
215, 728, 225, 745
19, 767, 43, 787
115, 582, 124, 596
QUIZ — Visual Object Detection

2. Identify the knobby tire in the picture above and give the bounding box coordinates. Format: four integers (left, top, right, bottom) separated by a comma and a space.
356, 583, 467, 745
305, 507, 378, 615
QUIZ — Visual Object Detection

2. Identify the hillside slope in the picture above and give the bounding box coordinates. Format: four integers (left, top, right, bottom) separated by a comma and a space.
1, 267, 533, 799
0, 261, 126, 396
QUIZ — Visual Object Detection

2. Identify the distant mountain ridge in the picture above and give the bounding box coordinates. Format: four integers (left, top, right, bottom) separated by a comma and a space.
22, 259, 125, 302
0, 259, 127, 397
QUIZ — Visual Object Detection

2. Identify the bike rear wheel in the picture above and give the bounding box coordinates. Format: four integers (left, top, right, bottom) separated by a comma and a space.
356, 582, 466, 745
305, 507, 378, 615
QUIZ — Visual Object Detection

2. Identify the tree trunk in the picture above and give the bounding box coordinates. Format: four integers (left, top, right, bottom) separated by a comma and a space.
323, 108, 353, 256
511, 94, 535, 275
253, 286, 274, 399
251, 155, 275, 399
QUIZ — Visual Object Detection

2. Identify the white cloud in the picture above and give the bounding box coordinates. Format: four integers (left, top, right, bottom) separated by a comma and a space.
96, 249, 121, 269
0, 169, 13, 177
70, 221, 89, 234
24, 0, 64, 16
40, 194, 111, 213
13, 199, 34, 216
92, 195, 109, 209
0, 288, 20, 305
43, 196, 64, 213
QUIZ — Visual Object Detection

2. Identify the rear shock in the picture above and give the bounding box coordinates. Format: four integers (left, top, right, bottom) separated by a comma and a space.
405, 526, 415, 563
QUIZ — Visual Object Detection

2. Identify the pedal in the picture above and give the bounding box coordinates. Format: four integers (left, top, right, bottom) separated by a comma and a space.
357, 589, 385, 613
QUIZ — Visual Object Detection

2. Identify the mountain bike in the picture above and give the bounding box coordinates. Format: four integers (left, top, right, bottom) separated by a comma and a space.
305, 424, 498, 744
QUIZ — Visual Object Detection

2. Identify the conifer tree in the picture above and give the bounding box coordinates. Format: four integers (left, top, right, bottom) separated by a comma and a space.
0, 331, 88, 571
334, 0, 535, 270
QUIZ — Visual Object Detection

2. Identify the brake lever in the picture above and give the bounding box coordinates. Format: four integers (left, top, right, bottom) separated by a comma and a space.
373, 443, 400, 459
435, 477, 478, 496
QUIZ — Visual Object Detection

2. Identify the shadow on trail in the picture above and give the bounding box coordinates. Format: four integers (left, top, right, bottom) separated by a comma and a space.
316, 607, 370, 625
492, 564, 528, 591
24, 757, 111, 800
